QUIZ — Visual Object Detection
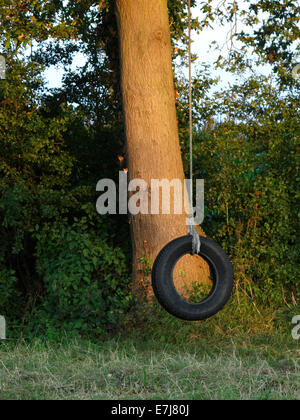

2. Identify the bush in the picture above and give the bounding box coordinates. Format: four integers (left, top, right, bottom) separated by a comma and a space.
181, 76, 299, 307
28, 220, 132, 338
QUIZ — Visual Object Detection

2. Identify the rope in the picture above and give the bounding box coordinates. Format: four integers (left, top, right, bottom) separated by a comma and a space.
187, 0, 201, 254
188, 0, 193, 197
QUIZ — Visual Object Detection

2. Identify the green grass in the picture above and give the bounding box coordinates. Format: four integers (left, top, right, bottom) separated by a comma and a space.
1, 298, 299, 400
0, 332, 299, 400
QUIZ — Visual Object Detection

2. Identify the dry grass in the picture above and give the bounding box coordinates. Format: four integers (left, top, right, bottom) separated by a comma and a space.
0, 337, 299, 400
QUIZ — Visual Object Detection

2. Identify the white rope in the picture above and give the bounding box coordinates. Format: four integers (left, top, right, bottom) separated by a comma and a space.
187, 0, 200, 254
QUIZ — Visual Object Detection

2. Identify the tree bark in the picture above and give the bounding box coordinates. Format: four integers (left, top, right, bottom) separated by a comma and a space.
115, 0, 209, 297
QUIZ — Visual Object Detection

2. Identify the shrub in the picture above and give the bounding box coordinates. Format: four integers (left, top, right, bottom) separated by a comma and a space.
30, 220, 132, 338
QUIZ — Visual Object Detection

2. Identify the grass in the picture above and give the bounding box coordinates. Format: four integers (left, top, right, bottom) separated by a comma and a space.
0, 331, 299, 400
0, 297, 299, 400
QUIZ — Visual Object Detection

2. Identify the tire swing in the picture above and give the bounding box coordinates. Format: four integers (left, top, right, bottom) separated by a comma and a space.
151, 1, 234, 321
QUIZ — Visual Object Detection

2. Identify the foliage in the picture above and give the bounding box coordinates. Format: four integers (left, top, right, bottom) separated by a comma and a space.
0, 8, 130, 336
198, 0, 300, 86
32, 220, 131, 338
178, 73, 299, 306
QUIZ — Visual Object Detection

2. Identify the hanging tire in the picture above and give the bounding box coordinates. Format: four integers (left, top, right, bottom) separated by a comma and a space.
152, 235, 234, 321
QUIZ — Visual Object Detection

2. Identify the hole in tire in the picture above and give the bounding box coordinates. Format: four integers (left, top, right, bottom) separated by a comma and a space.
172, 253, 214, 303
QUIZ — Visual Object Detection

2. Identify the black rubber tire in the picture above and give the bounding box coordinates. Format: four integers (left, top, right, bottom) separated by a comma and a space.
152, 235, 234, 321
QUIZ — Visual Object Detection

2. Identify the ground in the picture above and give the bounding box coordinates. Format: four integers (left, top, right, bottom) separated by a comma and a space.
0, 331, 299, 400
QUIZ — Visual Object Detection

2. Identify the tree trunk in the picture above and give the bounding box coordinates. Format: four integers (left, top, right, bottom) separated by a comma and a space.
115, 0, 209, 297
